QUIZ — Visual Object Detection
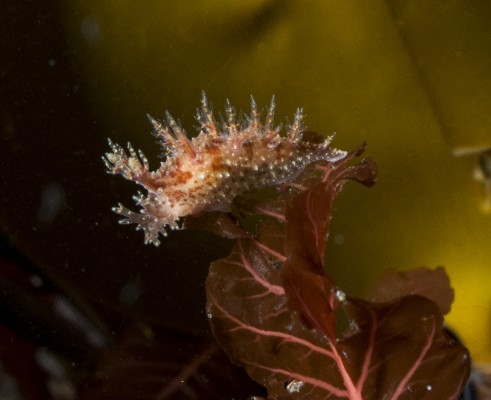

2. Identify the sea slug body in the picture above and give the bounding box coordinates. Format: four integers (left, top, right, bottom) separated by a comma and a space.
103, 92, 347, 245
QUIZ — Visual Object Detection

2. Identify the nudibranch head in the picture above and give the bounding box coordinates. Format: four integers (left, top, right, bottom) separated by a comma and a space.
103, 92, 347, 246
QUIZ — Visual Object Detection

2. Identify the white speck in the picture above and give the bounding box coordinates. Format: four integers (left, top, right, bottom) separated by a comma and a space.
35, 348, 65, 377
81, 16, 102, 44
37, 182, 65, 225
206, 312, 213, 319
53, 298, 107, 348
334, 234, 345, 245
120, 281, 141, 306
29, 275, 43, 288
286, 379, 304, 393
335, 289, 346, 302
0, 360, 22, 397
426, 385, 432, 391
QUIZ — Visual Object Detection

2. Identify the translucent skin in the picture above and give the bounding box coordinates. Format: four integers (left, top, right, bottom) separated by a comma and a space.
103, 93, 346, 245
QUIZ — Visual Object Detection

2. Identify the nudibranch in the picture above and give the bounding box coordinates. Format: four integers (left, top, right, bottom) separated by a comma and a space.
103, 92, 347, 246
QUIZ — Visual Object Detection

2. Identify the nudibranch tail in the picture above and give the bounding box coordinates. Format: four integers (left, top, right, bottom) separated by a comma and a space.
104, 93, 348, 246
111, 195, 178, 246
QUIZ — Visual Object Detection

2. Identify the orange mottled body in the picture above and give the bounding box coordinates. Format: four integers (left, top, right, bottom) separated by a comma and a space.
104, 93, 346, 245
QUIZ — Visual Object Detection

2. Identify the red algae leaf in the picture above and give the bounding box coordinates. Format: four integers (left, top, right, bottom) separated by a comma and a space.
207, 239, 469, 400
338, 295, 470, 400
206, 148, 470, 398
206, 238, 350, 399
365, 266, 454, 315
284, 146, 377, 268
281, 150, 377, 338
281, 254, 337, 339
206, 239, 470, 399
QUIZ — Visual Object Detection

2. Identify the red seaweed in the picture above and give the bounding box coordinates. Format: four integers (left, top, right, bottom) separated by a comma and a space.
106, 96, 471, 399
204, 146, 470, 399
